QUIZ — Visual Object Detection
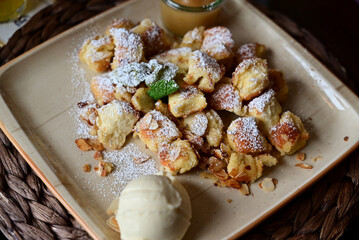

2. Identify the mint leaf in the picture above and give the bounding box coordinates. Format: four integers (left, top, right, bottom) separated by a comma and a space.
148, 79, 180, 100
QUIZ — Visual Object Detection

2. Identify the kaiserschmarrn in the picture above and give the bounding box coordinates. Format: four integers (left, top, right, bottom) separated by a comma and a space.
76, 17, 311, 195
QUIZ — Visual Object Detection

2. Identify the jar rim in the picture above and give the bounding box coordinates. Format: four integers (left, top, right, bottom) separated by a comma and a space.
161, 0, 224, 12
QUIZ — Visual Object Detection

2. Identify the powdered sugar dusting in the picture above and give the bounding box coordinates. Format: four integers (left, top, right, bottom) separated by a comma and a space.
191, 50, 222, 80
209, 84, 241, 111
179, 85, 199, 99
228, 117, 268, 152
188, 112, 208, 136
236, 43, 260, 63
201, 26, 234, 58
149, 110, 181, 139
110, 28, 143, 67
69, 29, 160, 202
248, 89, 275, 113
74, 143, 158, 199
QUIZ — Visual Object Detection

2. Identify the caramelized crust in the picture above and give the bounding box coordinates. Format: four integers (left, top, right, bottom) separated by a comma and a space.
105, 18, 135, 35
79, 35, 114, 72
133, 110, 182, 152
207, 83, 247, 116
90, 73, 116, 105
268, 69, 288, 103
131, 18, 171, 58
248, 89, 282, 136
180, 26, 205, 50
236, 43, 265, 64
201, 26, 235, 61
227, 153, 263, 183
269, 111, 309, 155
110, 28, 144, 69
184, 50, 225, 93
232, 57, 270, 101
227, 117, 272, 154
158, 139, 198, 174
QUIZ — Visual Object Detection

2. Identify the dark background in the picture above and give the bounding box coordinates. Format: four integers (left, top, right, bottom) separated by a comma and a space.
250, 0, 359, 239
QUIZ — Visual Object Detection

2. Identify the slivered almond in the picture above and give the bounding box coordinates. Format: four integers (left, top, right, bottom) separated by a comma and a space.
169, 146, 181, 161
96, 161, 115, 177
260, 178, 276, 192
213, 149, 223, 159
134, 156, 150, 164
75, 138, 92, 151
106, 216, 120, 233
235, 171, 248, 180
222, 178, 242, 189
75, 138, 104, 151
296, 152, 306, 161
239, 183, 250, 195
208, 156, 225, 173
213, 169, 229, 180
142, 114, 152, 129
220, 143, 231, 157
295, 163, 313, 169
148, 119, 159, 130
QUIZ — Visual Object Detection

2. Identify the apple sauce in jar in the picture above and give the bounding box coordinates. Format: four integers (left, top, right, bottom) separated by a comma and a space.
160, 0, 224, 36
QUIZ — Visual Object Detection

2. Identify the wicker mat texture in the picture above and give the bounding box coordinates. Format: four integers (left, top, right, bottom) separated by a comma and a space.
0, 0, 358, 239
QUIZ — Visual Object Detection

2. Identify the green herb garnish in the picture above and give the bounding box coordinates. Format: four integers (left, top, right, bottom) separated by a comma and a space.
148, 79, 180, 100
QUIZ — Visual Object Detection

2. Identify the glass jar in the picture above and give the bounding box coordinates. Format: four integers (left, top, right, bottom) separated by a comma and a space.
0, 0, 27, 23
160, 0, 224, 36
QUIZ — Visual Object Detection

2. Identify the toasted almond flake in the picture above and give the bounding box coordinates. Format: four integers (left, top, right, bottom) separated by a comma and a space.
169, 146, 181, 161
261, 178, 275, 192
235, 171, 248, 180
93, 151, 103, 161
213, 149, 223, 159
296, 152, 306, 161
142, 114, 152, 129
214, 169, 229, 180
75, 138, 104, 151
313, 156, 323, 162
96, 161, 115, 177
75, 139, 92, 151
208, 156, 225, 173
134, 156, 151, 164
106, 216, 120, 233
148, 119, 159, 130
82, 164, 91, 172
239, 183, 250, 195
295, 163, 313, 169
220, 143, 231, 157
221, 178, 242, 189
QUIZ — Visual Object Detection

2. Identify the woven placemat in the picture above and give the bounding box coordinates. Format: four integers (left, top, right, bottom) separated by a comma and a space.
0, 0, 358, 239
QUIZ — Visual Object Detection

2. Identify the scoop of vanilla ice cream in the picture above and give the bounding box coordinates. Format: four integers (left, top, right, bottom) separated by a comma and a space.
115, 175, 191, 240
